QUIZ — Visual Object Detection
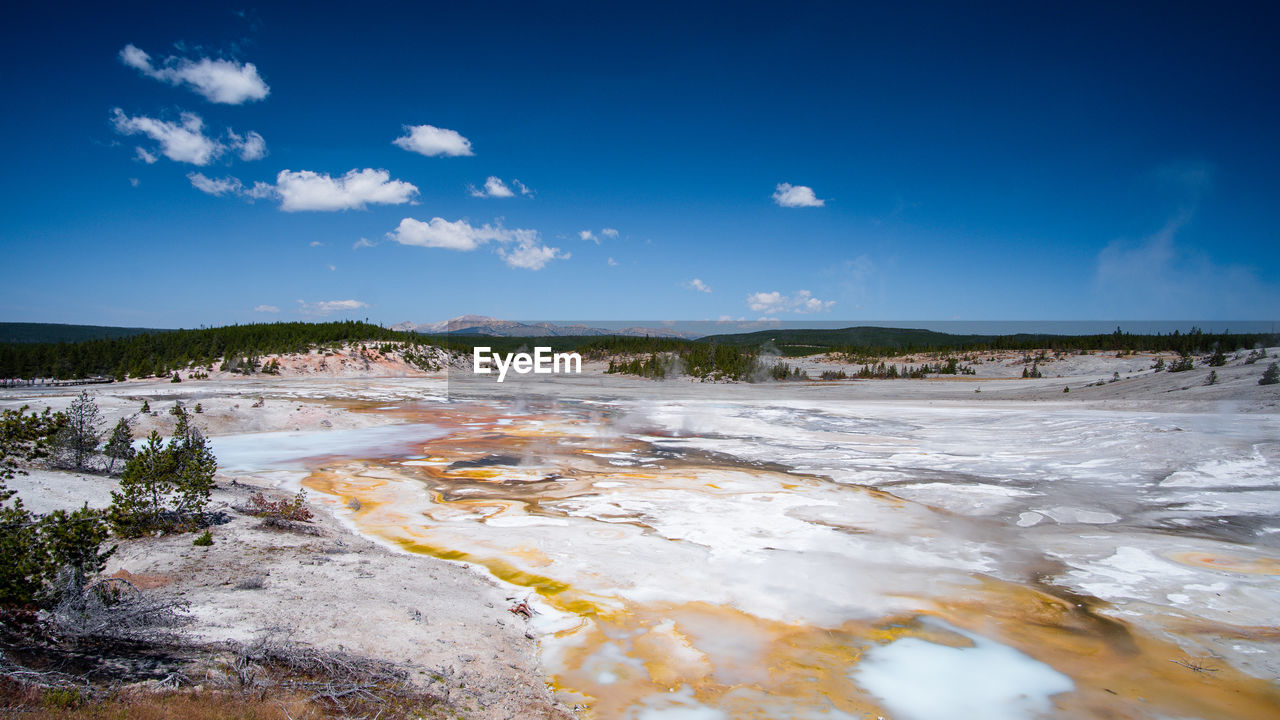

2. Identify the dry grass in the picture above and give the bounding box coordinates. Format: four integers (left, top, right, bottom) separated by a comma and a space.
2, 682, 314, 719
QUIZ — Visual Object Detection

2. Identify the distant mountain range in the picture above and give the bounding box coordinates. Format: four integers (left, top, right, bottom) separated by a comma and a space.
390, 315, 699, 338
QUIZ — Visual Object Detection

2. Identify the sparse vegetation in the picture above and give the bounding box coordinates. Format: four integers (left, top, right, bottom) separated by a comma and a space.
0, 407, 113, 607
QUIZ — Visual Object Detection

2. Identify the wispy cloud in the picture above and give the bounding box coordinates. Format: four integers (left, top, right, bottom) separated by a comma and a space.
746, 289, 834, 314
228, 129, 267, 160
252, 304, 279, 313
187, 172, 243, 196
512, 179, 533, 197
579, 230, 598, 244
353, 237, 376, 250
309, 240, 325, 247
607, 257, 619, 266
1093, 211, 1279, 317
386, 217, 568, 270
297, 299, 368, 316
499, 242, 568, 270
772, 182, 825, 208
112, 109, 221, 165
393, 124, 474, 157
119, 44, 269, 104
111, 109, 266, 166
601, 228, 619, 239
683, 278, 711, 293
469, 176, 515, 198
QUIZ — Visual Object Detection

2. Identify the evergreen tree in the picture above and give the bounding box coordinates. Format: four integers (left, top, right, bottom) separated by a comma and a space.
1204, 370, 1218, 386
1261, 362, 1280, 386
0, 407, 111, 606
108, 409, 216, 537
52, 390, 102, 471
104, 416, 135, 474
109, 431, 173, 537
169, 409, 216, 524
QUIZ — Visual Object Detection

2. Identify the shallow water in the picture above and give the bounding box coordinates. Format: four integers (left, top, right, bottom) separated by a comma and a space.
228, 390, 1280, 718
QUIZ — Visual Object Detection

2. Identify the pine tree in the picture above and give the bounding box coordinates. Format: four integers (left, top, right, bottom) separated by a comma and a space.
169, 409, 216, 526
0, 407, 111, 606
104, 417, 135, 474
52, 390, 102, 471
1261, 362, 1280, 386
109, 431, 174, 537
108, 409, 216, 537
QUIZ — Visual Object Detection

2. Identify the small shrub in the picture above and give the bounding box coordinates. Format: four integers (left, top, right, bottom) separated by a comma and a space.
234, 575, 266, 590
247, 490, 313, 522
193, 530, 213, 547
139, 400, 150, 413
1204, 370, 1218, 386
1169, 354, 1195, 372
1063, 386, 1070, 393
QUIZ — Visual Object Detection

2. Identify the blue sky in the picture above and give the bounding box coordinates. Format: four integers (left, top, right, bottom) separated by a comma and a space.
1, 1, 1277, 327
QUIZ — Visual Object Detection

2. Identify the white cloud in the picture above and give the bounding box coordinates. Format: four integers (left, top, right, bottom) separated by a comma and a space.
579, 230, 598, 244
228, 129, 267, 161
112, 109, 265, 166
512, 179, 533, 197
111, 109, 221, 165
275, 168, 418, 211
244, 181, 275, 199
328, 264, 336, 272
772, 182, 826, 208
499, 241, 569, 270
746, 289, 834, 314
683, 278, 711, 293
387, 217, 524, 251
187, 172, 243, 196
128, 177, 140, 187
297, 299, 368, 316
607, 257, 619, 266
601, 228, 619, 238
393, 124, 474, 157
387, 217, 567, 270
469, 176, 515, 198
119, 44, 269, 104
353, 237, 375, 249
253, 305, 279, 313
309, 241, 325, 247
